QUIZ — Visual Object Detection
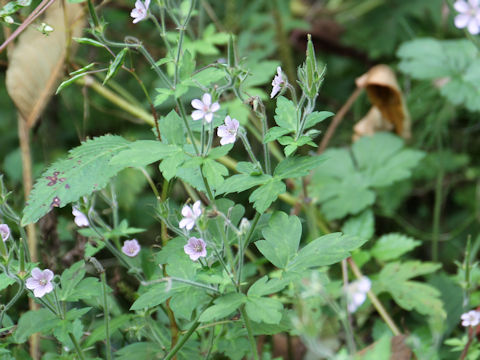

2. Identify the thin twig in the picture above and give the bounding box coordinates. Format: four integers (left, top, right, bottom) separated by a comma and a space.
318, 86, 363, 154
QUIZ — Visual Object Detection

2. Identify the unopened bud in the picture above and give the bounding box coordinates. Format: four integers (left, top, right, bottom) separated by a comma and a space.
239, 217, 251, 234
4, 16, 14, 24
39, 22, 54, 35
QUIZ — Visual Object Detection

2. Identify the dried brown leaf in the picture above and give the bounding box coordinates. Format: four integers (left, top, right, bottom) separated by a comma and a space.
5, 2, 84, 129
355, 64, 411, 139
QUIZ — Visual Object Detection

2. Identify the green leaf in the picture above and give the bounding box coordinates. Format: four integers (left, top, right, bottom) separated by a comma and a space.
159, 151, 186, 181
398, 38, 480, 112
199, 293, 247, 322
115, 342, 164, 360
14, 309, 59, 343
103, 48, 128, 85
59, 261, 86, 301
85, 314, 131, 347
341, 209, 375, 242
245, 297, 283, 324
249, 179, 286, 213
158, 110, 184, 146
202, 159, 228, 189
274, 96, 297, 132
371, 233, 421, 261
68, 277, 102, 301
208, 144, 234, 159
216, 174, 271, 195
376, 261, 445, 318
22, 135, 130, 225
309, 133, 424, 220
274, 155, 325, 179
179, 50, 195, 81
255, 212, 301, 269
130, 282, 178, 310
236, 161, 261, 175
110, 141, 180, 168
263, 126, 291, 143
303, 111, 334, 129
247, 276, 287, 297
287, 233, 367, 272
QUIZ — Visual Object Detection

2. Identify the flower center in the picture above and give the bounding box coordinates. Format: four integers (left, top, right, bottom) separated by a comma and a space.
194, 244, 203, 252
39, 279, 47, 286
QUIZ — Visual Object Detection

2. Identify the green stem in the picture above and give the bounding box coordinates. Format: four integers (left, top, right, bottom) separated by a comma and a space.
101, 272, 112, 360
432, 136, 444, 262
69, 332, 86, 360
87, 0, 100, 28
240, 306, 259, 360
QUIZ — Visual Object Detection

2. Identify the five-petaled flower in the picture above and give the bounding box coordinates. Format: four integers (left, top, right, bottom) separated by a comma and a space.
72, 207, 89, 227
217, 116, 240, 145
122, 239, 141, 257
26, 268, 54, 298
461, 310, 480, 327
131, 0, 150, 24
179, 200, 202, 231
454, 0, 480, 35
345, 277, 371, 313
0, 224, 10, 242
191, 93, 220, 123
184, 237, 207, 261
271, 66, 285, 98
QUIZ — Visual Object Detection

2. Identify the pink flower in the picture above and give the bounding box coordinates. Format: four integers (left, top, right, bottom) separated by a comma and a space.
0, 224, 10, 242
179, 200, 202, 231
131, 0, 150, 24
184, 237, 207, 261
271, 66, 285, 98
122, 239, 141, 257
461, 310, 480, 327
26, 268, 54, 298
191, 93, 220, 123
454, 0, 480, 35
217, 116, 240, 145
72, 207, 89, 227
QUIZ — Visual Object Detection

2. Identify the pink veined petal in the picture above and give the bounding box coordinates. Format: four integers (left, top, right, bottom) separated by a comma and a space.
231, 118, 240, 130
204, 112, 213, 123
210, 102, 220, 112
144, 0, 151, 9
455, 13, 471, 28
43, 282, 54, 294
469, 0, 479, 7
276, 66, 282, 77
31, 267, 43, 279
184, 244, 195, 256
180, 218, 194, 230
202, 93, 212, 106
132, 16, 143, 24
271, 85, 280, 98
44, 269, 54, 282
181, 205, 193, 218
217, 126, 229, 137
224, 116, 233, 127
455, 0, 470, 12
468, 18, 480, 34
220, 135, 235, 145
191, 110, 205, 120
34, 286, 48, 298
191, 99, 204, 110
192, 201, 202, 217
25, 278, 39, 290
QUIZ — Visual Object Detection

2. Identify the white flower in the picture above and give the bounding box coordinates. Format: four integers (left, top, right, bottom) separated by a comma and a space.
0, 224, 10, 242
72, 207, 89, 227
345, 277, 371, 313
131, 0, 150, 24
179, 200, 202, 231
217, 116, 240, 145
191, 93, 220, 123
461, 310, 480, 327
26, 268, 54, 298
271, 66, 285, 98
454, 0, 480, 35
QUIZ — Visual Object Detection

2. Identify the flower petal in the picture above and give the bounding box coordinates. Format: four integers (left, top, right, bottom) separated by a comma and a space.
210, 102, 220, 112
31, 267, 43, 279
204, 112, 213, 123
455, 0, 470, 12
191, 99, 204, 110
455, 13, 471, 28
192, 201, 202, 217
202, 93, 212, 106
191, 110, 205, 120
26, 278, 39, 290
468, 18, 480, 34
44, 269, 54, 282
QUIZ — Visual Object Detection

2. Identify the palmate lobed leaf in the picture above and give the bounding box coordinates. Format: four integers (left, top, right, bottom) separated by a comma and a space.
22, 135, 130, 225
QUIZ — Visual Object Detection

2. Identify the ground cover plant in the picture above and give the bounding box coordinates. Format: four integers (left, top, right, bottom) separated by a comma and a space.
1, 0, 480, 359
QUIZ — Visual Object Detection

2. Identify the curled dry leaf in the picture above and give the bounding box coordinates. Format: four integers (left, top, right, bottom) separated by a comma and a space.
354, 64, 411, 140
5, 1, 85, 129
